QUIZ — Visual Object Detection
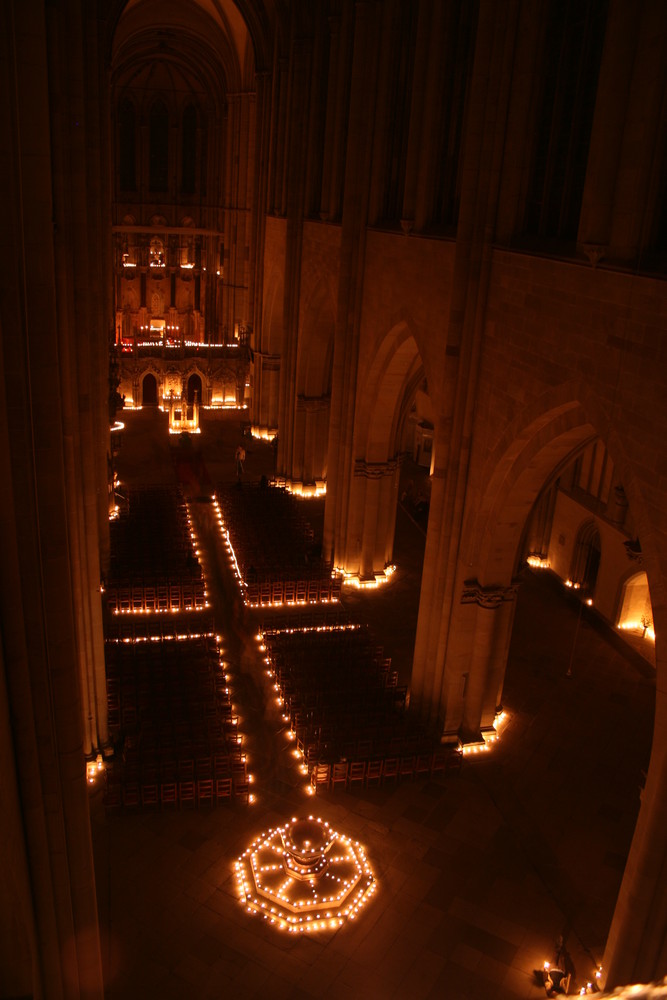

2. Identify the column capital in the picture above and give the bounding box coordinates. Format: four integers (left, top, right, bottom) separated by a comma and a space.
461, 579, 519, 609
353, 458, 398, 480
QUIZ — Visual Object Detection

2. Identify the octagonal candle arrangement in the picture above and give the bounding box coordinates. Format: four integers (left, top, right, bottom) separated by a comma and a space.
234, 816, 377, 932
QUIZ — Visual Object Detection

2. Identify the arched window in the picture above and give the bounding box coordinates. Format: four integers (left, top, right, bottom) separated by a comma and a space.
617, 571, 653, 637
149, 101, 169, 193
119, 99, 136, 191
187, 373, 202, 404
570, 519, 601, 596
142, 373, 158, 406
181, 104, 197, 194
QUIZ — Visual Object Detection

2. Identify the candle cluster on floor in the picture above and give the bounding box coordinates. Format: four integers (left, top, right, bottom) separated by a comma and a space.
235, 816, 376, 932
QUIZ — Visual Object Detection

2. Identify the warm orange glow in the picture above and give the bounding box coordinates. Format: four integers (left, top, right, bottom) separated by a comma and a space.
250, 426, 277, 442
334, 565, 396, 589
235, 817, 376, 933
283, 480, 327, 498
526, 554, 550, 569
86, 754, 106, 785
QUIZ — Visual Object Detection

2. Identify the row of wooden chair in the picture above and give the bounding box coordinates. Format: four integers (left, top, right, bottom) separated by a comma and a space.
104, 774, 248, 811
309, 747, 462, 792
106, 580, 207, 615
109, 487, 197, 572
244, 577, 341, 607
104, 617, 216, 642
215, 483, 328, 591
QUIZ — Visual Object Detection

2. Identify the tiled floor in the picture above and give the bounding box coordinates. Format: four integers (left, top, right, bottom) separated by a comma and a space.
91, 409, 655, 998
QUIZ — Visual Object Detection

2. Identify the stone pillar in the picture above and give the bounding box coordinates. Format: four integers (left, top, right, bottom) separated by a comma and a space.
459, 581, 518, 740
410, 0, 519, 730
323, 0, 379, 565
276, 28, 314, 481
603, 683, 667, 987
354, 459, 400, 580
290, 395, 330, 487
0, 3, 106, 994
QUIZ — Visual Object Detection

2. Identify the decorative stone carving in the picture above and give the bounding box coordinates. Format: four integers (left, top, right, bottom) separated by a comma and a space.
461, 579, 519, 608
353, 458, 398, 480
581, 243, 607, 268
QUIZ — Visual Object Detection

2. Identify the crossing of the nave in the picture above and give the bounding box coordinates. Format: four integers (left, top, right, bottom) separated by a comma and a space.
3, 2, 667, 997
88, 409, 653, 998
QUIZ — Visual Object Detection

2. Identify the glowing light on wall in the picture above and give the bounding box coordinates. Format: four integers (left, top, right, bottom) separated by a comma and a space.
86, 754, 106, 785
282, 481, 327, 498
462, 709, 508, 756
618, 621, 655, 642
526, 554, 550, 569
206, 398, 247, 410
251, 427, 278, 442
334, 565, 396, 590
234, 817, 376, 933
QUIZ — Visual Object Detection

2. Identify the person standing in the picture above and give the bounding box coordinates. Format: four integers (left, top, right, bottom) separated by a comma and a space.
235, 444, 245, 481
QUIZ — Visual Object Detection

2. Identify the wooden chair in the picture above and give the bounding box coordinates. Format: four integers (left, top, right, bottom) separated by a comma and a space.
234, 777, 250, 802
215, 776, 232, 802
178, 780, 196, 808
103, 777, 122, 812
331, 761, 348, 790
348, 760, 366, 788
399, 755, 416, 781
446, 747, 463, 774
430, 748, 447, 777
122, 781, 140, 809
365, 758, 382, 787
415, 753, 432, 779
195, 756, 212, 778
381, 757, 399, 784
140, 782, 159, 808
310, 763, 330, 794
160, 782, 178, 808
197, 778, 214, 807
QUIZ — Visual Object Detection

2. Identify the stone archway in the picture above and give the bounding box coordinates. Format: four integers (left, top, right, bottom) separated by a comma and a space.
335, 325, 426, 581
142, 372, 158, 406
186, 372, 202, 404
570, 519, 601, 597
411, 385, 667, 989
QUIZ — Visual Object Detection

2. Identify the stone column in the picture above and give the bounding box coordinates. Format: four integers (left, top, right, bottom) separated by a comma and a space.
291, 395, 330, 487
603, 686, 667, 987
354, 459, 400, 580
276, 28, 314, 480
0, 4, 105, 995
410, 0, 519, 731
323, 0, 380, 565
576, 0, 639, 257
459, 581, 518, 740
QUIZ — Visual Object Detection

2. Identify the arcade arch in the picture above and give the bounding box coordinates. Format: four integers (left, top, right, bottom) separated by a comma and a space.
570, 519, 602, 597
187, 372, 203, 404
141, 372, 158, 406
338, 326, 428, 581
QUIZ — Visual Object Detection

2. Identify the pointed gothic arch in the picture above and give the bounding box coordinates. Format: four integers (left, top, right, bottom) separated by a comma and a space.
570, 518, 601, 596
335, 324, 427, 580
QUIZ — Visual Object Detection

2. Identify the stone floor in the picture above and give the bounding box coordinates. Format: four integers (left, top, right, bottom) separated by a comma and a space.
91, 408, 656, 999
